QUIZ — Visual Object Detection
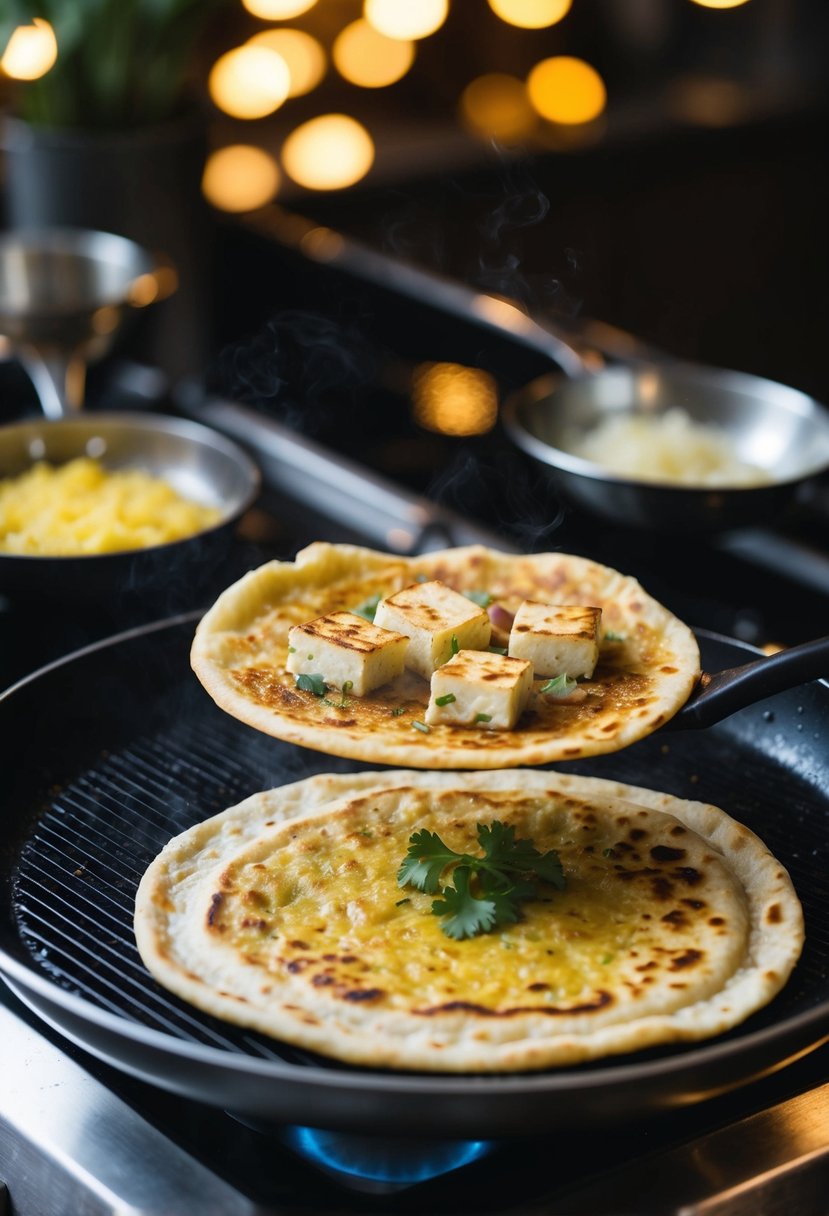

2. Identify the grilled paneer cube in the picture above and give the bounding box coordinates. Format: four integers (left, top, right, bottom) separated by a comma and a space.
374, 580, 491, 680
286, 611, 408, 695
425, 650, 533, 730
508, 601, 602, 679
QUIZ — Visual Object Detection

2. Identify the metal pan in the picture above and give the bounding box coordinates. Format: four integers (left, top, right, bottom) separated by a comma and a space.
1, 616, 828, 1138
0, 412, 260, 601
252, 208, 829, 533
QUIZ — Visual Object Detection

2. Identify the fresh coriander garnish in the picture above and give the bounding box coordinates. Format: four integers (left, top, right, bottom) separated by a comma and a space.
397, 820, 565, 941
475, 712, 492, 723
412, 720, 430, 733
391, 706, 406, 717
450, 634, 460, 655
604, 631, 625, 642
539, 674, 579, 697
352, 593, 381, 622
435, 693, 456, 707
488, 645, 508, 656
464, 589, 492, 608
295, 673, 327, 696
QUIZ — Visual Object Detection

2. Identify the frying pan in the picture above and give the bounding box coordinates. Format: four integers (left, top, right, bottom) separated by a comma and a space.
253, 208, 829, 533
1, 615, 828, 1138
0, 412, 260, 600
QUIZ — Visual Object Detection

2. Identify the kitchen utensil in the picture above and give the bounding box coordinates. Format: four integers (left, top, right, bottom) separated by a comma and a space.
0, 228, 176, 418
0, 619, 827, 1137
0, 412, 260, 600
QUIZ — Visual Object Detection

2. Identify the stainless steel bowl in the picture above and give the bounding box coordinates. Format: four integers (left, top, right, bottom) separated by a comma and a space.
0, 413, 260, 600
503, 361, 829, 532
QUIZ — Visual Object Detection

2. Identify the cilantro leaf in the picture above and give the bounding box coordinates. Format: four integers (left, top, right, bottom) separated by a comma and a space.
539, 674, 579, 697
397, 829, 464, 894
464, 589, 493, 608
296, 673, 327, 696
397, 818, 566, 939
431, 867, 497, 940
352, 593, 381, 622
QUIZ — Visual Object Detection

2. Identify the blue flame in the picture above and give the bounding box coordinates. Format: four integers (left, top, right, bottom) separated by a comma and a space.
284, 1125, 493, 1186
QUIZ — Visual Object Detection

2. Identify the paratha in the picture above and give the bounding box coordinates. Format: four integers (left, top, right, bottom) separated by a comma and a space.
134, 770, 803, 1074
190, 543, 700, 768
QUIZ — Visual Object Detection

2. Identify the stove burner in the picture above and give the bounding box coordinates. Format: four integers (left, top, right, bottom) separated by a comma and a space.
282, 1125, 494, 1193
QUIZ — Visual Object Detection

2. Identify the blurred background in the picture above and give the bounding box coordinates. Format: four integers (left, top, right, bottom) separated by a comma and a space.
1, 0, 827, 398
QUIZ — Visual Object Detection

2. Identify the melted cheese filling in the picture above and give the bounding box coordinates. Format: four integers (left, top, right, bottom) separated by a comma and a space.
207, 788, 748, 1022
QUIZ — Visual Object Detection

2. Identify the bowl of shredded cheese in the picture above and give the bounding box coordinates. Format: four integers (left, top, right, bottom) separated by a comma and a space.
503, 361, 829, 532
0, 413, 259, 599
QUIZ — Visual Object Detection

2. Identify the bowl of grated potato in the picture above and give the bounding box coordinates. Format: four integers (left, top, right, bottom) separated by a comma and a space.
503, 360, 829, 532
0, 413, 260, 601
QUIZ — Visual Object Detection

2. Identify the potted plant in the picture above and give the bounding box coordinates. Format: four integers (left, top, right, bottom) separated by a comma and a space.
0, 0, 230, 376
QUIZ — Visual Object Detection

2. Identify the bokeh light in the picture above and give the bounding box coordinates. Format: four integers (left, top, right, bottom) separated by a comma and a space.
241, 0, 317, 18
688, 0, 751, 8
333, 19, 415, 89
281, 115, 375, 191
487, 0, 572, 29
412, 363, 499, 436
202, 145, 281, 212
248, 29, 325, 97
460, 74, 536, 142
209, 45, 291, 119
364, 0, 449, 41
1, 18, 58, 81
527, 56, 606, 125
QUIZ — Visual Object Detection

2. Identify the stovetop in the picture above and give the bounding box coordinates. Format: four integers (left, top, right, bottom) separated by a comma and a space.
3, 203, 829, 1213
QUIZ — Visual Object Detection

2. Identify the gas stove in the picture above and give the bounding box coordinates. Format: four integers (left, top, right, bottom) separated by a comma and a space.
3, 174, 829, 1212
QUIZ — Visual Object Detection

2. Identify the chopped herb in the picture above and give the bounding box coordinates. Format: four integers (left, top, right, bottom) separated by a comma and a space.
287, 646, 296, 654
395, 897, 411, 907
475, 712, 492, 723
359, 829, 373, 839
306, 653, 314, 660
450, 634, 460, 655
464, 589, 493, 608
412, 720, 430, 733
488, 645, 508, 656
397, 820, 565, 941
340, 679, 353, 708
435, 693, 456, 707
391, 706, 407, 717
295, 673, 327, 696
539, 674, 579, 697
601, 954, 614, 965
604, 631, 625, 642
352, 593, 381, 622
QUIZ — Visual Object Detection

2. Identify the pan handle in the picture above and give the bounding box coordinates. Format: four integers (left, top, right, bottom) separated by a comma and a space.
668, 636, 829, 730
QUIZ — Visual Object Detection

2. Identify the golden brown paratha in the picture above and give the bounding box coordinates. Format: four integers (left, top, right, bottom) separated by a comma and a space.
190, 543, 700, 768
134, 770, 802, 1074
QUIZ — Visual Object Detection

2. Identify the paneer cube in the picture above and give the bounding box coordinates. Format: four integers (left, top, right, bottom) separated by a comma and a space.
508, 601, 602, 679
286, 611, 408, 696
425, 650, 533, 730
374, 580, 491, 680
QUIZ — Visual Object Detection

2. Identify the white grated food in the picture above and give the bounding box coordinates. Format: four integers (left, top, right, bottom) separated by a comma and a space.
567, 408, 771, 487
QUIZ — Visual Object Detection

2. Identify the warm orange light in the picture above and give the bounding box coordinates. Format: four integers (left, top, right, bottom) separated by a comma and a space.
412, 363, 499, 436
364, 0, 448, 41
668, 76, 748, 127
487, 0, 571, 29
202, 145, 281, 212
241, 0, 317, 18
248, 29, 325, 97
460, 74, 536, 142
688, 0, 751, 8
1, 18, 57, 81
527, 56, 606, 125
281, 115, 374, 191
333, 19, 414, 88
209, 45, 291, 119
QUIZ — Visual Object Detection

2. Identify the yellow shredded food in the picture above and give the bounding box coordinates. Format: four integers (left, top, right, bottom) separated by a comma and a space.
0, 458, 221, 556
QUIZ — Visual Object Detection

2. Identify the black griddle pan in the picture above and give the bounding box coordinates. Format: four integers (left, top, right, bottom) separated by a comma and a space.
1, 615, 828, 1138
